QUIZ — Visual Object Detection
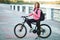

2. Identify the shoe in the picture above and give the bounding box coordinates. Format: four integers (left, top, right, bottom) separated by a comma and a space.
29, 28, 34, 33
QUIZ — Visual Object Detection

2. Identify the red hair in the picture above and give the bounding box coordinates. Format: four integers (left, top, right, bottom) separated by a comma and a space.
34, 2, 40, 11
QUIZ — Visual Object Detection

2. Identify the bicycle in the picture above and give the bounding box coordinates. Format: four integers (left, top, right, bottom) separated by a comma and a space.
14, 16, 52, 38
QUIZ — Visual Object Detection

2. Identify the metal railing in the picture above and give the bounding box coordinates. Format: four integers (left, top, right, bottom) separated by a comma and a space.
10, 4, 60, 21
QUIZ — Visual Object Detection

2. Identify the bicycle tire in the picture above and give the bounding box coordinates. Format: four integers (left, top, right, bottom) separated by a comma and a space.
14, 23, 27, 38
40, 24, 52, 38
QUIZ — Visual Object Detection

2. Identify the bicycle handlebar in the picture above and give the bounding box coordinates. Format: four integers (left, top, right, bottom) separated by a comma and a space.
21, 16, 29, 18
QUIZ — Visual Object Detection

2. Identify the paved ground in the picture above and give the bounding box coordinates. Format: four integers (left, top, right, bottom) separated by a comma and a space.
0, 4, 60, 40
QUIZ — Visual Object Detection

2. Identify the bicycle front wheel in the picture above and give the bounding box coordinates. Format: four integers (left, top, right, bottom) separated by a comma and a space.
14, 23, 27, 38
40, 24, 52, 38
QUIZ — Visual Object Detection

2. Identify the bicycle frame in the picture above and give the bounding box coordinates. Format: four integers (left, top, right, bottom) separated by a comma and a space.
22, 17, 28, 25
14, 16, 51, 38
22, 16, 36, 25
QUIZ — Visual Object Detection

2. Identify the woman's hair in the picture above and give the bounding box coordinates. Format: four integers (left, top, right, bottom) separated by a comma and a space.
34, 2, 40, 11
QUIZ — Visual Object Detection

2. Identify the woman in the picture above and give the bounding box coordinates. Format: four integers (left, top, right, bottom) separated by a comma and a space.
26, 2, 41, 32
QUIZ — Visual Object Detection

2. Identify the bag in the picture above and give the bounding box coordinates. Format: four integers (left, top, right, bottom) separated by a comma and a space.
40, 10, 45, 21
36, 9, 45, 21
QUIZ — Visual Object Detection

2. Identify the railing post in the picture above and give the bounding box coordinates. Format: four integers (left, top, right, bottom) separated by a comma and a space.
12, 5, 14, 10
15, 5, 17, 11
25, 6, 29, 14
20, 5, 23, 12
46, 8, 52, 20
51, 8, 54, 20
10, 5, 12, 10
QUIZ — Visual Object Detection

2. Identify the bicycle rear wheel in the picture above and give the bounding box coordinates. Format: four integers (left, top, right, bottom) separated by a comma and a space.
39, 24, 52, 38
14, 23, 27, 38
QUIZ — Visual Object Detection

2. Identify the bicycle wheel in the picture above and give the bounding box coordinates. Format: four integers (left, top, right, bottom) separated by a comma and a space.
39, 24, 52, 38
14, 23, 27, 38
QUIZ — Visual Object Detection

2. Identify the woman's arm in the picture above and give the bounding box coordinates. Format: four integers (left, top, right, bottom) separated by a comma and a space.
33, 10, 41, 18
28, 13, 33, 16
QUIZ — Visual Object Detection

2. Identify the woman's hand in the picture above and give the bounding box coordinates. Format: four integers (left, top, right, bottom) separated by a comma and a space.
32, 11, 35, 14
29, 11, 35, 16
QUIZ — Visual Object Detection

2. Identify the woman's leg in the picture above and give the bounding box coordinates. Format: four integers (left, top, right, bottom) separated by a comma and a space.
26, 19, 36, 28
26, 19, 32, 28
36, 20, 41, 36
36, 20, 40, 29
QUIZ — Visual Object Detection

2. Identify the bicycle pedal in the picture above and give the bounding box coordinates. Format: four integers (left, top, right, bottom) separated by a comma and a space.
33, 29, 37, 33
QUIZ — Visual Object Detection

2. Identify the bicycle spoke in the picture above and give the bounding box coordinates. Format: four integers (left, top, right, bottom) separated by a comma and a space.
39, 24, 51, 38
14, 24, 27, 38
